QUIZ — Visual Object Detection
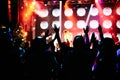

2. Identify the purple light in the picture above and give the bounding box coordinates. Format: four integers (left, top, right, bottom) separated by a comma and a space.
98, 0, 102, 4
53, 1, 56, 3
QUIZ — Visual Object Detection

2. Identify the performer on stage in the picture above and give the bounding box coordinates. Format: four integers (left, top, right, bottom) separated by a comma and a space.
63, 30, 73, 47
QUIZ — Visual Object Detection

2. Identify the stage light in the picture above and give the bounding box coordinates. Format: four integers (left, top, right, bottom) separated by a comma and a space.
77, 20, 86, 29
32, 27, 36, 30
40, 21, 48, 29
52, 21, 60, 28
40, 9, 49, 17
52, 8, 60, 17
34, 18, 37, 22
35, 9, 49, 18
64, 8, 73, 17
90, 7, 99, 16
103, 7, 112, 16
116, 7, 120, 15
116, 20, 120, 29
117, 33, 120, 41
77, 8, 86, 16
103, 20, 112, 29
95, 0, 98, 3
103, 32, 112, 38
64, 20, 73, 29
89, 20, 99, 29
44, 0, 48, 6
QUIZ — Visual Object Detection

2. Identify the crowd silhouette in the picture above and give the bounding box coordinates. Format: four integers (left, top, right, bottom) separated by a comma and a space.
0, 24, 120, 80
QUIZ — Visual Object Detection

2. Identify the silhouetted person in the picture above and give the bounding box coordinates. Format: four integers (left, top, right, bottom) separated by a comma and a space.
24, 30, 57, 80
63, 35, 92, 80
0, 25, 23, 79
93, 37, 117, 80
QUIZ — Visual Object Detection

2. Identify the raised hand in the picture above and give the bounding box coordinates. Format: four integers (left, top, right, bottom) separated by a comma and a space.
53, 24, 59, 33
90, 32, 96, 42
98, 24, 102, 32
45, 29, 49, 37
98, 24, 104, 41
83, 25, 89, 34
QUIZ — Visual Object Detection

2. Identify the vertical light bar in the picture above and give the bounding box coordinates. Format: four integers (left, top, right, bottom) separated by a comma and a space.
32, 27, 36, 39
8, 0, 11, 23
59, 0, 62, 38
85, 4, 94, 28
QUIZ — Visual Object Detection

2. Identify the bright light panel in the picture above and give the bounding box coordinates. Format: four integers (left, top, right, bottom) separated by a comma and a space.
89, 20, 99, 29
77, 8, 86, 17
117, 33, 120, 41
35, 9, 49, 18
40, 21, 48, 29
90, 7, 99, 16
77, 20, 86, 29
116, 7, 120, 15
103, 32, 112, 38
103, 7, 112, 16
64, 8, 73, 17
116, 20, 120, 29
103, 20, 112, 29
52, 8, 60, 17
64, 20, 73, 29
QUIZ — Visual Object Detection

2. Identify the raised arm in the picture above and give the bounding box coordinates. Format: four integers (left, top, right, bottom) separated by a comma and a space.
83, 25, 90, 45
53, 24, 62, 48
44, 29, 57, 50
98, 24, 104, 42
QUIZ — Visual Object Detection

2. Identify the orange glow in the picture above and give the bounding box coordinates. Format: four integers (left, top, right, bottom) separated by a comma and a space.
64, 1, 69, 9
21, 27, 28, 41
22, 0, 36, 22
63, 1, 77, 43
8, 0, 11, 4
95, 0, 98, 3
22, 31, 28, 38
8, 0, 11, 23
95, 1, 103, 16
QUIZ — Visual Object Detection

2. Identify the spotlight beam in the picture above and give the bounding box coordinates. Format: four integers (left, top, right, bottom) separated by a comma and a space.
59, 1, 62, 38
85, 4, 94, 28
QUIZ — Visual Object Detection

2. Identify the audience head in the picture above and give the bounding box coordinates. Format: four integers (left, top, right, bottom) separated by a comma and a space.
31, 36, 46, 51
73, 35, 85, 48
102, 37, 115, 48
101, 37, 116, 57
